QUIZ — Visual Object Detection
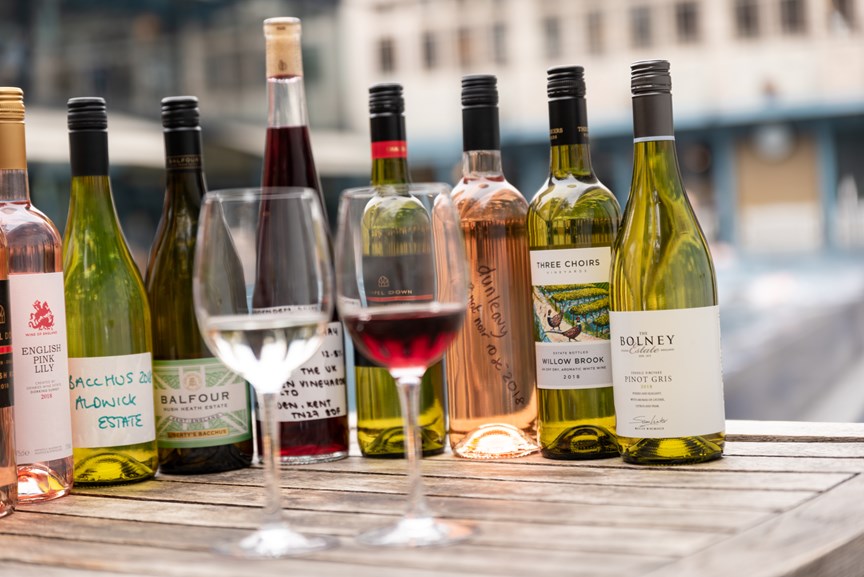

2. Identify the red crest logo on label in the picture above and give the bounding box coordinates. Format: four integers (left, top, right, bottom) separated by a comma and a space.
28, 300, 55, 330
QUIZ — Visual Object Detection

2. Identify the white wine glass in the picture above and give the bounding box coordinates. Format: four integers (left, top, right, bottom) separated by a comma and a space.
193, 187, 336, 558
336, 184, 475, 547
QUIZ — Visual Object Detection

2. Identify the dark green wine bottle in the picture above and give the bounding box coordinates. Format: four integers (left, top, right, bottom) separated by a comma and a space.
145, 97, 253, 474
355, 83, 446, 457
610, 60, 725, 465
528, 66, 621, 460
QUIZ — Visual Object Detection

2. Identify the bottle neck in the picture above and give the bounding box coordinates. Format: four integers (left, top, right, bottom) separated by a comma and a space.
461, 105, 503, 178
164, 128, 206, 210
630, 92, 685, 202
548, 97, 593, 178
0, 122, 30, 202
370, 113, 410, 190
267, 76, 309, 128
70, 130, 109, 177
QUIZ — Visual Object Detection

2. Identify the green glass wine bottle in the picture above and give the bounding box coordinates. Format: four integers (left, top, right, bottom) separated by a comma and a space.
145, 97, 253, 474
609, 60, 725, 465
356, 83, 446, 457
528, 66, 620, 460
63, 97, 158, 484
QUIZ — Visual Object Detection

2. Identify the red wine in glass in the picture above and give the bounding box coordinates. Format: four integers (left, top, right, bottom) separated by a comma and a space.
343, 303, 465, 371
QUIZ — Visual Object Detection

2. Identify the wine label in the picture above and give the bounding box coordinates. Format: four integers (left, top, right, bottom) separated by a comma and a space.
153, 358, 252, 449
166, 154, 202, 170
530, 247, 612, 390
0, 281, 12, 410
362, 254, 434, 303
548, 99, 588, 145
267, 321, 348, 423
68, 352, 156, 449
10, 273, 73, 464
610, 306, 725, 438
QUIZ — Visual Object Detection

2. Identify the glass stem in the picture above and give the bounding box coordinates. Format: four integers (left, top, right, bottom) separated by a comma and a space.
394, 373, 431, 520
257, 390, 284, 527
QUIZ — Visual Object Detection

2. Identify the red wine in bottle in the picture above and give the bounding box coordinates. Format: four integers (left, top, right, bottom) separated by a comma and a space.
254, 17, 349, 463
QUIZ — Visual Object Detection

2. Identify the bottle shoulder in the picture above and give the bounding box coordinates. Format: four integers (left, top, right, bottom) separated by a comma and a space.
451, 177, 528, 221
529, 177, 620, 224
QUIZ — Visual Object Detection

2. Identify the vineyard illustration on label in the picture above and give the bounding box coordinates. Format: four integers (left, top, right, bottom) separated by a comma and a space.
533, 283, 611, 343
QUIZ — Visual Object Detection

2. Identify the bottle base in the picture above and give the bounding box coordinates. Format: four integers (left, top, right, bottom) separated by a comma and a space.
359, 424, 446, 458
540, 424, 619, 460
18, 463, 73, 502
73, 451, 157, 486
452, 423, 539, 460
619, 435, 725, 465
276, 450, 349, 466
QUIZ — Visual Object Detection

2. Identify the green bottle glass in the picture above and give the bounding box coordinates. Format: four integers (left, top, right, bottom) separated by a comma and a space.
610, 60, 725, 465
63, 97, 158, 484
528, 66, 620, 459
145, 97, 253, 474
355, 83, 446, 457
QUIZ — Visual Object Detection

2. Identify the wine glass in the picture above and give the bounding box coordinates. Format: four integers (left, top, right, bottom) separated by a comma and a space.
193, 187, 336, 558
335, 183, 475, 547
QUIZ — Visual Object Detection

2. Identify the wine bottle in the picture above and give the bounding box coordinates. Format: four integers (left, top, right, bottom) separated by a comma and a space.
0, 95, 15, 514
63, 97, 158, 484
609, 60, 725, 465
528, 67, 621, 460
447, 75, 540, 459
0, 88, 73, 499
145, 96, 253, 474
256, 17, 349, 463
355, 83, 446, 458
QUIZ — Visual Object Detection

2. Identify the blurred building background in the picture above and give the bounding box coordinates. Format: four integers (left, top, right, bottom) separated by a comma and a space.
3, 0, 864, 421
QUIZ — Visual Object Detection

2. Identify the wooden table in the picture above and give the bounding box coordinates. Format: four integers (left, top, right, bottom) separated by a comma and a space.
4, 420, 864, 577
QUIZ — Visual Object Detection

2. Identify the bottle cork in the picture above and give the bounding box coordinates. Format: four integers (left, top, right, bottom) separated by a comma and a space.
263, 17, 303, 78
0, 87, 26, 170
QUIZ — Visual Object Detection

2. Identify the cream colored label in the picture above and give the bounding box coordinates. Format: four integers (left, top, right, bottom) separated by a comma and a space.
68, 353, 156, 449
11, 273, 73, 464
610, 306, 725, 438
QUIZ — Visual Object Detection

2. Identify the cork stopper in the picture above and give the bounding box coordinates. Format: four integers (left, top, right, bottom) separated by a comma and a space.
264, 17, 303, 78
0, 87, 24, 123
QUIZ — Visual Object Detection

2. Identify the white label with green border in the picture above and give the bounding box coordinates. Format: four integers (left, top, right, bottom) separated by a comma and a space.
154, 358, 252, 448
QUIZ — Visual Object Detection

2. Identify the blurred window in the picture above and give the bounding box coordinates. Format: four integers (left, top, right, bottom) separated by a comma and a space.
422, 32, 438, 69
780, 0, 808, 34
492, 23, 507, 65
831, 0, 856, 30
458, 27, 472, 69
676, 2, 701, 42
543, 17, 561, 59
735, 0, 761, 37
587, 11, 604, 54
631, 5, 653, 48
378, 37, 395, 73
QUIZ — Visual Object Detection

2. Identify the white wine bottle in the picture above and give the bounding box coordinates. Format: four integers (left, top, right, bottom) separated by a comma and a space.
528, 67, 620, 460
610, 60, 725, 465
63, 97, 158, 484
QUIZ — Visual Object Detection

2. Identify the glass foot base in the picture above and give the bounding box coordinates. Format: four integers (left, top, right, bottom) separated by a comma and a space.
214, 523, 336, 558
358, 516, 475, 548
453, 423, 540, 460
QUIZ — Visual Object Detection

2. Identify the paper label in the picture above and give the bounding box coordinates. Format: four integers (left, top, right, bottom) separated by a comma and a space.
531, 247, 612, 390
268, 321, 348, 423
10, 273, 73, 464
154, 358, 252, 448
610, 306, 725, 438
68, 353, 156, 449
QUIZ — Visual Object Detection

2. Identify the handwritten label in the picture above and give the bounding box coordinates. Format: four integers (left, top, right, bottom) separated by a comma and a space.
68, 353, 156, 449
154, 358, 252, 449
468, 265, 528, 406
267, 322, 348, 423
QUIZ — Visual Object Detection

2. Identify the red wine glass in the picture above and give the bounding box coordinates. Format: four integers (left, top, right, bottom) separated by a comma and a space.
335, 183, 475, 547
